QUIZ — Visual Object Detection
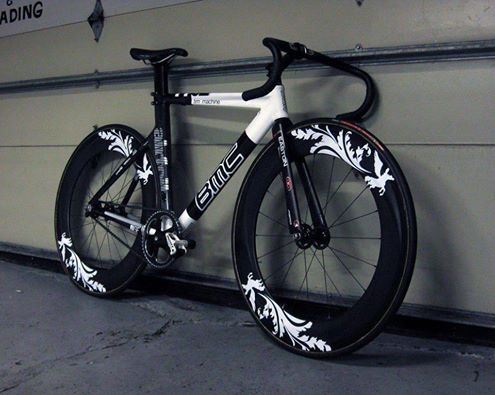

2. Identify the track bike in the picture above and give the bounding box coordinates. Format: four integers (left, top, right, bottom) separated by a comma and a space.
55, 38, 417, 357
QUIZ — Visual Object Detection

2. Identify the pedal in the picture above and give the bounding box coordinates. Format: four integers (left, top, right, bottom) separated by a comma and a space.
185, 239, 196, 250
172, 238, 196, 251
165, 233, 196, 256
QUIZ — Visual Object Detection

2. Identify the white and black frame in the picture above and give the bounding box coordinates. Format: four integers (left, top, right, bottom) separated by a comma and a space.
86, 38, 376, 241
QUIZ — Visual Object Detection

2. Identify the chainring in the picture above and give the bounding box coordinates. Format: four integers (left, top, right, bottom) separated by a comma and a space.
142, 210, 182, 268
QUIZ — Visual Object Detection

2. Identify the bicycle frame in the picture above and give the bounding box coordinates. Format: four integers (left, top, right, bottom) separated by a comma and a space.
89, 63, 327, 241
177, 86, 289, 231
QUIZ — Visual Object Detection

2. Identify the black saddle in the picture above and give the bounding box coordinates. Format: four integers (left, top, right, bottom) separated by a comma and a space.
130, 47, 188, 65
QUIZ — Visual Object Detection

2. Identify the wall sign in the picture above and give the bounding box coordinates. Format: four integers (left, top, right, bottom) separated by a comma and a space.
0, 0, 194, 38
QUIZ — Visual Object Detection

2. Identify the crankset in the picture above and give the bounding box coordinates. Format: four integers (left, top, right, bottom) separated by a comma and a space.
142, 210, 195, 268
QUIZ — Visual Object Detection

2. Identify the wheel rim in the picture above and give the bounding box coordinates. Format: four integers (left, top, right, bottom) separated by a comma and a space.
235, 121, 410, 353
56, 127, 158, 294
68, 150, 144, 270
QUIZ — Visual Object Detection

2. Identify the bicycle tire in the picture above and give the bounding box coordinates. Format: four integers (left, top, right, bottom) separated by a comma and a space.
55, 124, 160, 296
233, 119, 416, 357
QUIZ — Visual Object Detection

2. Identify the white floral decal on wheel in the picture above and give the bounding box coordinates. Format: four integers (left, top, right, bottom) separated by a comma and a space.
291, 125, 394, 196
58, 232, 106, 293
98, 129, 153, 185
98, 129, 134, 157
242, 273, 331, 352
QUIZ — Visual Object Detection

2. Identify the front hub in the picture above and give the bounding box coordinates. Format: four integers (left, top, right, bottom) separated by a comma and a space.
312, 226, 330, 250
295, 224, 331, 250
295, 224, 313, 249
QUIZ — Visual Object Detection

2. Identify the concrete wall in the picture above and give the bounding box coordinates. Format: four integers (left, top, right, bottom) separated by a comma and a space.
0, 0, 494, 322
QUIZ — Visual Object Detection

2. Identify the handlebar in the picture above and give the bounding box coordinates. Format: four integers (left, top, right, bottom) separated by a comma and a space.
241, 37, 376, 122
241, 39, 283, 102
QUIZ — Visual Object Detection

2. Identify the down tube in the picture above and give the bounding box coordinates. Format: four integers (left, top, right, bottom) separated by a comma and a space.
179, 132, 257, 230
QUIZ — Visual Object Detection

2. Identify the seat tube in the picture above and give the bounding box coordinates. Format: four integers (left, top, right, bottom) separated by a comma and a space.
272, 118, 302, 237
152, 63, 173, 211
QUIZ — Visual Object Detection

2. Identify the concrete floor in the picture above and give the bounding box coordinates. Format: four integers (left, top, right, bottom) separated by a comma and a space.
0, 261, 494, 394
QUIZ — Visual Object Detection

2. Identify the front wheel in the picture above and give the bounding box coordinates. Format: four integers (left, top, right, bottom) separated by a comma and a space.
233, 119, 416, 357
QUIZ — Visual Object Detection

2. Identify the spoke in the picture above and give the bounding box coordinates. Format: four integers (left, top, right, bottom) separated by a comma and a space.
323, 158, 336, 216
331, 236, 381, 240
257, 239, 295, 260
322, 167, 352, 213
120, 178, 140, 207
86, 157, 100, 198
329, 186, 368, 227
113, 171, 133, 202
110, 231, 123, 262
110, 223, 138, 238
99, 226, 112, 267
78, 219, 96, 255
71, 183, 96, 205
84, 182, 97, 202
100, 162, 106, 193
263, 248, 303, 282
93, 218, 143, 261
259, 211, 288, 229
328, 248, 366, 292
106, 221, 138, 248
93, 222, 104, 267
117, 173, 133, 202
106, 226, 114, 266
297, 249, 317, 298
115, 223, 132, 246
255, 234, 293, 237
103, 159, 119, 202
104, 159, 115, 202
329, 246, 376, 268
70, 214, 92, 220
313, 250, 341, 296
266, 188, 276, 199
115, 203, 156, 212
101, 159, 123, 201
279, 248, 303, 286
322, 251, 329, 301
83, 220, 98, 258
69, 221, 93, 231
330, 210, 378, 229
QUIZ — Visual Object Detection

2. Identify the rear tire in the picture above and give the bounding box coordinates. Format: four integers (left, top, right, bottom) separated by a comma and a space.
233, 119, 416, 357
55, 125, 160, 296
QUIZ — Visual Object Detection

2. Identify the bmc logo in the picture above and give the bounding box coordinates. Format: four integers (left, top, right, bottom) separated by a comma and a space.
195, 143, 244, 211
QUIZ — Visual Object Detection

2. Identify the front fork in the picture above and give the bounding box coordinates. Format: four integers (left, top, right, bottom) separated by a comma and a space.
273, 119, 329, 245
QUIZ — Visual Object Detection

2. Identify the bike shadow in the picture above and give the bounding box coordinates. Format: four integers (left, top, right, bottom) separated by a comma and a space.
328, 345, 446, 367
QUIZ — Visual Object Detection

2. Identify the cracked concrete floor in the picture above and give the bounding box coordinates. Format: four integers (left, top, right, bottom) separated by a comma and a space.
1, 261, 494, 394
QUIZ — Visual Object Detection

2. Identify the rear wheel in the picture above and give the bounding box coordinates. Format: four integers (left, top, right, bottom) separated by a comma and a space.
233, 119, 416, 356
55, 125, 160, 296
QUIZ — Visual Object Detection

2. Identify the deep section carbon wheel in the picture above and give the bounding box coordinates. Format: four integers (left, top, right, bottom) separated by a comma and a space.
55, 124, 160, 296
233, 119, 416, 357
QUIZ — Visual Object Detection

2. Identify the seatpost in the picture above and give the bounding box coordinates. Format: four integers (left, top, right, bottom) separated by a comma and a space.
153, 63, 169, 127
152, 63, 173, 210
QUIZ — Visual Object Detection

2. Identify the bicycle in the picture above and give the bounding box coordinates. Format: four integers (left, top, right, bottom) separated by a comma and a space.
55, 38, 417, 357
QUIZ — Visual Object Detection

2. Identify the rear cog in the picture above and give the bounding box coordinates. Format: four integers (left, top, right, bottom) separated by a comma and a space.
142, 210, 182, 268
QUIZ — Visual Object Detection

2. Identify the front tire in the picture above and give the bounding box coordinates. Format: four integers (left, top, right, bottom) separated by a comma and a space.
233, 119, 416, 357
